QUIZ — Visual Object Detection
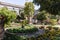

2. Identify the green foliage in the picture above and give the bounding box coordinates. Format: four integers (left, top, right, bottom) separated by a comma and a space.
19, 9, 25, 20
20, 13, 25, 20
36, 27, 60, 40
24, 2, 34, 17
4, 26, 60, 40
54, 37, 60, 40
21, 20, 28, 26
15, 15, 25, 23
37, 11, 47, 21
0, 7, 17, 25
6, 25, 38, 33
50, 19, 57, 25
50, 15, 57, 19
24, 2, 34, 24
33, 0, 60, 15
4, 33, 27, 40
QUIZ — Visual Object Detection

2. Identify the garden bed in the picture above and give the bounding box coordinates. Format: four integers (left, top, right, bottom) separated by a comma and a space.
4, 25, 60, 40
6, 25, 38, 34
4, 28, 45, 40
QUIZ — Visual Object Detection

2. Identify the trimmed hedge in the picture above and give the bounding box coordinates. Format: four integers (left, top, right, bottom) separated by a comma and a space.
6, 25, 38, 34
6, 27, 38, 33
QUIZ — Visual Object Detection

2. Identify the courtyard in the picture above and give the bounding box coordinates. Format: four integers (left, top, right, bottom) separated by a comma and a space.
0, 0, 60, 40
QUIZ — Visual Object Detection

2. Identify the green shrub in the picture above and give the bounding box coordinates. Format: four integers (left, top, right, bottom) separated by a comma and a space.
50, 19, 57, 25
53, 37, 60, 40
5, 26, 60, 40
6, 26, 38, 34
3, 33, 20, 40
37, 11, 47, 21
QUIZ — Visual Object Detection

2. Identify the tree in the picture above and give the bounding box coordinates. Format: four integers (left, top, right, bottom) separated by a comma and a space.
19, 9, 25, 20
16, 9, 25, 22
24, 2, 34, 24
37, 11, 47, 23
33, 0, 60, 15
0, 7, 17, 40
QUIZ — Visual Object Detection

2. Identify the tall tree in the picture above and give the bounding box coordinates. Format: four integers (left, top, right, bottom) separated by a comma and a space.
33, 0, 60, 15
24, 2, 34, 24
0, 7, 16, 40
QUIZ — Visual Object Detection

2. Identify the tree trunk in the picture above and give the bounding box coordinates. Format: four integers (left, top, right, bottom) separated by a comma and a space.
0, 24, 4, 40
26, 16, 33, 24
0, 16, 5, 40
28, 16, 32, 24
26, 17, 28, 20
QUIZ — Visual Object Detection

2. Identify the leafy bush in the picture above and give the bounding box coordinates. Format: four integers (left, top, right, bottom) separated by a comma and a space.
5, 26, 60, 40
3, 32, 27, 40
0, 7, 17, 25
37, 12, 47, 21
53, 37, 60, 40
50, 19, 57, 25
6, 25, 38, 34
50, 15, 57, 19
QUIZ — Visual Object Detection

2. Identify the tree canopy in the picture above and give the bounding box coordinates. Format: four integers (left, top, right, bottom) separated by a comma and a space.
24, 2, 34, 17
0, 7, 17, 25
33, 0, 60, 15
24, 2, 34, 24
37, 11, 47, 21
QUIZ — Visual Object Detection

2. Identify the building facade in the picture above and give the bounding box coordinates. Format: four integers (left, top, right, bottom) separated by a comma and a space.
0, 1, 24, 15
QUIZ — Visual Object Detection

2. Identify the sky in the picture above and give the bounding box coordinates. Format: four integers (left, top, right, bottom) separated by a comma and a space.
0, 0, 40, 10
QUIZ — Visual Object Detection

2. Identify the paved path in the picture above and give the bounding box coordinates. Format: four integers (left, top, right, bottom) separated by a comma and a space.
5, 24, 60, 30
